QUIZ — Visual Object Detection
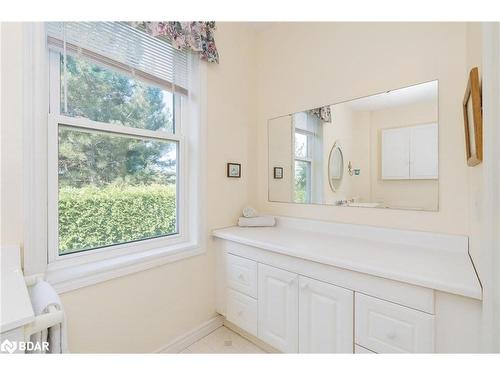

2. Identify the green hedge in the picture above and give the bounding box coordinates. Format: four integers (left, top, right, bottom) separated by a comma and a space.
58, 184, 176, 254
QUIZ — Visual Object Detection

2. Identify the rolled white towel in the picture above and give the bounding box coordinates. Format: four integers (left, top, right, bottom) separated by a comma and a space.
238, 216, 276, 227
242, 206, 258, 218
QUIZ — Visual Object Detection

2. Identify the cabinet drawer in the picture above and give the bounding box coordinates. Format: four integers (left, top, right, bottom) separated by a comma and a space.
355, 293, 435, 353
226, 253, 258, 298
226, 288, 258, 336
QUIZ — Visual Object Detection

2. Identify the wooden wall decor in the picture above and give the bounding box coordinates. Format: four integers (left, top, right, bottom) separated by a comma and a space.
463, 67, 483, 166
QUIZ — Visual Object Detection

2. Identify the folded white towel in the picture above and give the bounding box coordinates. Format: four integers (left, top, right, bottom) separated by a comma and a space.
238, 216, 276, 227
29, 280, 68, 354
242, 206, 258, 218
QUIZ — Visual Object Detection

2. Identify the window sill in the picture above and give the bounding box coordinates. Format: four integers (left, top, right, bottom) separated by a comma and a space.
46, 241, 205, 293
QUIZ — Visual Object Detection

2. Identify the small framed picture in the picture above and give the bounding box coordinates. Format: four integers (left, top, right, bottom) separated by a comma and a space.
273, 167, 283, 179
227, 163, 241, 178
463, 67, 483, 166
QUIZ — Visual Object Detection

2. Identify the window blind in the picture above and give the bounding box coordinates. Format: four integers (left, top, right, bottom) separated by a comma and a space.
46, 22, 189, 95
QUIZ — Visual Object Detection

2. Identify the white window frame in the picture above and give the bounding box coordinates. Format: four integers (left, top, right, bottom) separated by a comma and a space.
22, 23, 207, 293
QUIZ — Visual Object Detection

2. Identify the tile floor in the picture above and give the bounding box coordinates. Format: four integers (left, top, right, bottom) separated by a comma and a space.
181, 326, 266, 353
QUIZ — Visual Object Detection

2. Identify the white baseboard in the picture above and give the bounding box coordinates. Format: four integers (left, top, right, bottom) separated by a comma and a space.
155, 315, 224, 353
222, 320, 278, 353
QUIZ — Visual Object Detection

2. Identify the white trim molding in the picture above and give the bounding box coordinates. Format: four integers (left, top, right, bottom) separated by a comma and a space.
47, 242, 205, 294
22, 23, 49, 276
480, 22, 500, 353
155, 315, 224, 353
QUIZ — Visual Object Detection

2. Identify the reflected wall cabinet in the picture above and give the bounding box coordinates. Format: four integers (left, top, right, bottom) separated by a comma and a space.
381, 123, 438, 180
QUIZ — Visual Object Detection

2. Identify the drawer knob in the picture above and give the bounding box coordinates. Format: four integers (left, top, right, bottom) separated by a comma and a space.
238, 273, 245, 281
300, 283, 309, 290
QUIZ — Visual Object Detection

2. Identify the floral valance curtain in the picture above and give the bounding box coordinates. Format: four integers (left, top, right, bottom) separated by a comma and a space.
309, 106, 332, 123
132, 22, 219, 63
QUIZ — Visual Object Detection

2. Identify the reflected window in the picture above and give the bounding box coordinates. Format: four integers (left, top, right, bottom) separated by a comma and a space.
293, 112, 323, 204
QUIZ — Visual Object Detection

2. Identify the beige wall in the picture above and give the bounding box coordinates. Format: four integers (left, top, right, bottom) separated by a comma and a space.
369, 100, 438, 210
268, 115, 293, 202
255, 22, 484, 352
1, 23, 24, 245
0, 22, 257, 353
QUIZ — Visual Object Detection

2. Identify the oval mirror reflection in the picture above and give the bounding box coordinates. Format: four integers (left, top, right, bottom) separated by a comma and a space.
329, 142, 343, 192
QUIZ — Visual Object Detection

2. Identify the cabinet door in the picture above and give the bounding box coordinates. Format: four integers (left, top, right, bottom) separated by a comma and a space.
258, 264, 299, 353
299, 276, 354, 353
381, 127, 410, 179
410, 123, 438, 179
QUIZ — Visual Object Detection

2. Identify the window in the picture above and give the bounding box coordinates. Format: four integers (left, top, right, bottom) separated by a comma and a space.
57, 126, 178, 255
46, 22, 199, 265
292, 112, 323, 204
61, 54, 176, 133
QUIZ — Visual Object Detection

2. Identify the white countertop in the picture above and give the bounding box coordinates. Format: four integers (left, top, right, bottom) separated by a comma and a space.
1, 246, 35, 333
213, 216, 482, 300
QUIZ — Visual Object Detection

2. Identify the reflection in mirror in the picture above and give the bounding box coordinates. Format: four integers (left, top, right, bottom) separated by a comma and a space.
328, 142, 343, 192
292, 112, 323, 203
268, 80, 439, 211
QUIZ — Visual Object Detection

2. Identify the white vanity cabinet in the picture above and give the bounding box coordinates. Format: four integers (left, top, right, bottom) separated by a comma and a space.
258, 264, 299, 352
225, 255, 355, 353
214, 216, 482, 353
224, 251, 435, 354
299, 276, 353, 353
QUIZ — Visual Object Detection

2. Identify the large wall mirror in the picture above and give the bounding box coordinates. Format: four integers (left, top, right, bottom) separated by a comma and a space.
268, 80, 439, 211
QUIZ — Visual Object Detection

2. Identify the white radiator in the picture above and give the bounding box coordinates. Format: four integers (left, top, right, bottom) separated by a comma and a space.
23, 274, 67, 354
